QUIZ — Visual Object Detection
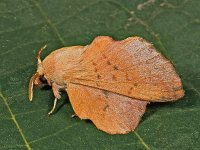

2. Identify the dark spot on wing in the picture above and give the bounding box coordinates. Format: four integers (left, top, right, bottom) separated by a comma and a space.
102, 54, 107, 59
103, 90, 109, 98
128, 87, 133, 95
112, 75, 117, 81
113, 65, 119, 70
103, 104, 109, 111
126, 72, 132, 81
92, 62, 97, 66
161, 96, 168, 100
97, 74, 101, 79
107, 60, 111, 65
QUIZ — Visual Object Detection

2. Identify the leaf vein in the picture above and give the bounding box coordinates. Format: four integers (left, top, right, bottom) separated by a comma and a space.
134, 131, 152, 150
54, 0, 101, 26
0, 39, 56, 57
0, 92, 31, 150
0, 144, 26, 150
29, 123, 78, 144
31, 0, 65, 46
15, 109, 47, 116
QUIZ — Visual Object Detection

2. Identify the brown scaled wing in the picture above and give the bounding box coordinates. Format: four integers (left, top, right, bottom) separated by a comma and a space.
68, 36, 184, 102
67, 83, 147, 134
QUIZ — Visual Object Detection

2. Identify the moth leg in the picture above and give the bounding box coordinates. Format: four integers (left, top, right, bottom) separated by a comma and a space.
52, 83, 61, 99
71, 113, 77, 118
48, 98, 58, 115
48, 83, 61, 115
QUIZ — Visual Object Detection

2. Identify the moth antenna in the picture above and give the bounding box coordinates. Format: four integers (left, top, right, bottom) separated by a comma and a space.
37, 45, 47, 65
29, 72, 39, 101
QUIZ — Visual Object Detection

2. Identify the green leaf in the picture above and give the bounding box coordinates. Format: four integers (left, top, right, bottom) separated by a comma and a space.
0, 0, 199, 149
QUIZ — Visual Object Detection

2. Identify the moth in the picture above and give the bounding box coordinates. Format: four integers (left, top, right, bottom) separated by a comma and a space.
29, 36, 184, 134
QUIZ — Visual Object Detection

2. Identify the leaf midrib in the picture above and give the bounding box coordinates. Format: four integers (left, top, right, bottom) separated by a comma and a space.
0, 92, 31, 150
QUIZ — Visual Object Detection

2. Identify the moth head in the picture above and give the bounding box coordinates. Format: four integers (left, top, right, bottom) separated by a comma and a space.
28, 45, 47, 101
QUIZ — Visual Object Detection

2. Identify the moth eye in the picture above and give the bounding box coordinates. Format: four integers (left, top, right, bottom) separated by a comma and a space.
39, 75, 47, 83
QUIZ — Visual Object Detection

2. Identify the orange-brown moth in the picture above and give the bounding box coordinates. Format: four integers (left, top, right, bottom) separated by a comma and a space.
29, 36, 184, 134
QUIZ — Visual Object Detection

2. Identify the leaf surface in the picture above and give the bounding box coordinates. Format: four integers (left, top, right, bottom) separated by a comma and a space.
0, 0, 199, 149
